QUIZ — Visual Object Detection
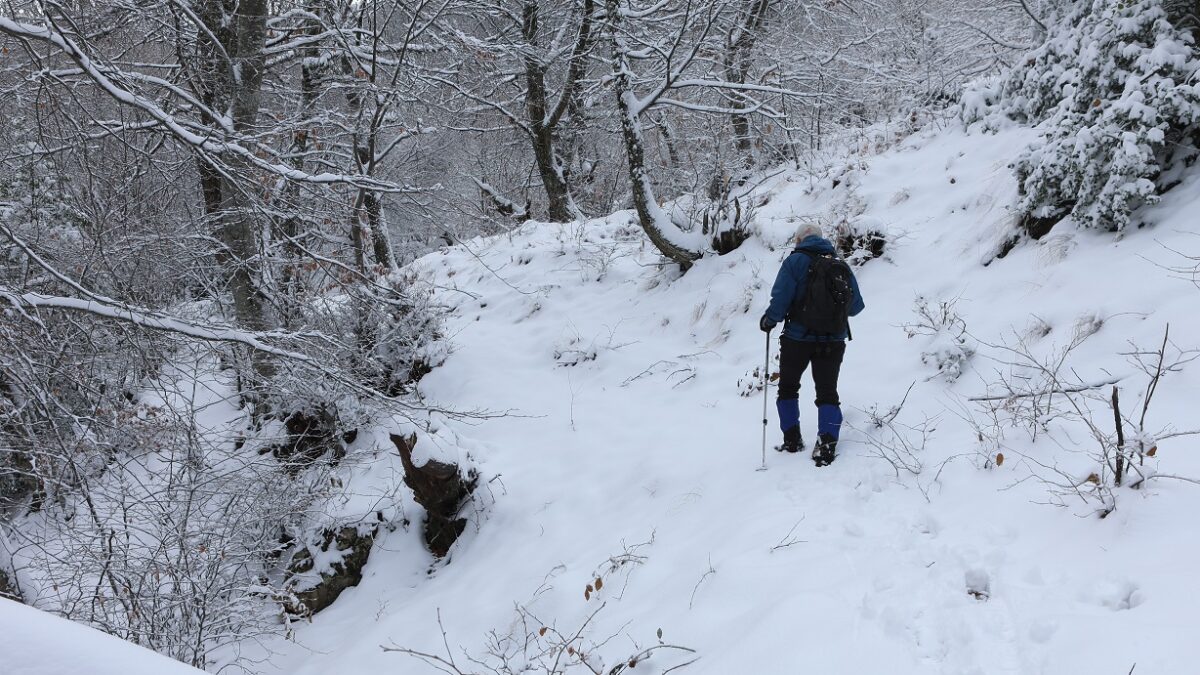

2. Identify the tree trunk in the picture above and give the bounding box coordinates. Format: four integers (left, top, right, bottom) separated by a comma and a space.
531, 125, 575, 223
726, 55, 753, 157
390, 434, 477, 558
344, 5, 396, 274
193, 0, 276, 379
197, 159, 223, 219
350, 194, 371, 275
365, 192, 396, 270
277, 1, 326, 323
725, 0, 772, 160
606, 0, 701, 271
523, 1, 579, 223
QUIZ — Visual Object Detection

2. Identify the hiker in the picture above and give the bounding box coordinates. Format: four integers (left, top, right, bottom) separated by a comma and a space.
759, 223, 865, 466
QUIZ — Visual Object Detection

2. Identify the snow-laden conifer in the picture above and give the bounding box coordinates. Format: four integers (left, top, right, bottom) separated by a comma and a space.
968, 0, 1200, 233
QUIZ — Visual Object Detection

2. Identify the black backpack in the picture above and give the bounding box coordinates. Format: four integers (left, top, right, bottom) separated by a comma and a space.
789, 251, 854, 338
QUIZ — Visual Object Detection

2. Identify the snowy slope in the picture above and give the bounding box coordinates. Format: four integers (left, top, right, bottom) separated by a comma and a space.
1, 598, 205, 675
250, 124, 1200, 674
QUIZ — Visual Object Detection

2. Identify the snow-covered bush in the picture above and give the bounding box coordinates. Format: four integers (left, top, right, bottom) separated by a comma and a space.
0, 287, 430, 669
0, 364, 317, 667
832, 218, 888, 266
904, 296, 975, 381
0, 310, 170, 514
959, 76, 1006, 128
0, 149, 83, 248
821, 163, 889, 264
698, 179, 760, 256
257, 368, 368, 470
968, 0, 1200, 234
290, 277, 446, 398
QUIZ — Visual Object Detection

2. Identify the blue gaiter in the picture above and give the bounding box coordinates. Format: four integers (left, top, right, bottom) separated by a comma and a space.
777, 398, 800, 433
817, 404, 843, 439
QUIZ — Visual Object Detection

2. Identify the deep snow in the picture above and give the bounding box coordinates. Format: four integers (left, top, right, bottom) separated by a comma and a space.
0, 598, 205, 675
232, 122, 1200, 675
61, 122, 1197, 675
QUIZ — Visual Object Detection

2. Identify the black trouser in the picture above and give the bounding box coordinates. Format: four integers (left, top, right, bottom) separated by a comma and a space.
777, 338, 845, 405
776, 337, 846, 438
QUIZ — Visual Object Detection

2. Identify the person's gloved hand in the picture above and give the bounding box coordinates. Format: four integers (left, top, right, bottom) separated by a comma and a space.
759, 315, 776, 333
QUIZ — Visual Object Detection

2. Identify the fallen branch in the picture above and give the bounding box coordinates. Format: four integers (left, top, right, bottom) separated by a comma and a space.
769, 517, 807, 553
967, 377, 1123, 402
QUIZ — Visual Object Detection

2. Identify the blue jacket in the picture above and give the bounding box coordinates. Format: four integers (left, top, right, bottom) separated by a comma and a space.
765, 235, 865, 342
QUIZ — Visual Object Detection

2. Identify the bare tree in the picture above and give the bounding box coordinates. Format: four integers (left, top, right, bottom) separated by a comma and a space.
430, 0, 598, 222
723, 0, 773, 159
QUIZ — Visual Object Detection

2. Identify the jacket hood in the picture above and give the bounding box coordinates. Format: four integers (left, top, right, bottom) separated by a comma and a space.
794, 235, 837, 255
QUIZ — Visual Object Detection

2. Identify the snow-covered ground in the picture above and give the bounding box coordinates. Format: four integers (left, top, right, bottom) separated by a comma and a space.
1, 598, 204, 675
238, 123, 1200, 674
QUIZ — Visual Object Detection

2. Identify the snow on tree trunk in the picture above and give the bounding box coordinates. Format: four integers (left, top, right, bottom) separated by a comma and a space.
724, 0, 772, 162
177, 0, 280, 379
522, 0, 589, 223
391, 434, 477, 558
208, 0, 276, 379
606, 0, 704, 271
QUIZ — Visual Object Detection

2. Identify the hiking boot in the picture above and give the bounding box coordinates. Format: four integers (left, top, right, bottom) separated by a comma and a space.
778, 426, 805, 453
812, 433, 837, 466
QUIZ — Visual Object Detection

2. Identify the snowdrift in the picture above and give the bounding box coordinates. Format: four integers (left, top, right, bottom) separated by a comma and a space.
1, 598, 204, 675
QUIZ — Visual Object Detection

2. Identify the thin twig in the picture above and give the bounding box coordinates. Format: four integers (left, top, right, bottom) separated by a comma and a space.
688, 556, 716, 610
770, 517, 807, 553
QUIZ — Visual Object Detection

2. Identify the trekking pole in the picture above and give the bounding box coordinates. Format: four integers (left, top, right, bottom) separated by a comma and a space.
759, 329, 771, 471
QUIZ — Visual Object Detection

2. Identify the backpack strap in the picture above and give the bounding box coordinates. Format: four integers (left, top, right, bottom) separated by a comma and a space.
793, 249, 822, 340
796, 248, 835, 262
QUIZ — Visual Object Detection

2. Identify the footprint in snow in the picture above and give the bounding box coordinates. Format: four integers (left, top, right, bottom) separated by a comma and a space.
912, 512, 940, 538
1093, 579, 1144, 611
1028, 619, 1058, 643
965, 567, 991, 601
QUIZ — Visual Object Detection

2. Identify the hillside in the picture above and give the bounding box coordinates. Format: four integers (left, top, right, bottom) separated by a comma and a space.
245, 123, 1200, 674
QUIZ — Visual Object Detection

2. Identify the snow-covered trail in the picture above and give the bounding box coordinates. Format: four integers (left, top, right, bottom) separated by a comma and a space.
260, 125, 1200, 674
